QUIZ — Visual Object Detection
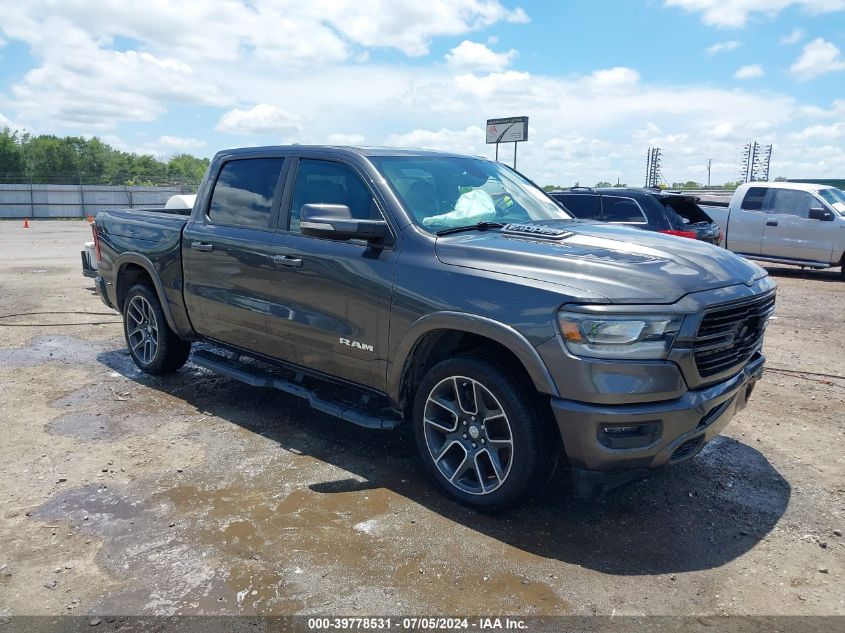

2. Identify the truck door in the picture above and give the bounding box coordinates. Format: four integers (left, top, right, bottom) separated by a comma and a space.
183, 156, 287, 353
266, 157, 398, 391
726, 186, 767, 255
761, 188, 835, 263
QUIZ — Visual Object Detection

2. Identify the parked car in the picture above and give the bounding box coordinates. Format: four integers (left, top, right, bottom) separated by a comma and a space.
698, 182, 845, 279
88, 146, 775, 509
550, 187, 721, 244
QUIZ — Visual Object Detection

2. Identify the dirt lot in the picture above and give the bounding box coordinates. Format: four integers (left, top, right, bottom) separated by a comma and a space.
0, 219, 843, 618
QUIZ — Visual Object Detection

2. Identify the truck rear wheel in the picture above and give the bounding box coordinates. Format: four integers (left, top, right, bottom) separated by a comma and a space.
412, 355, 550, 511
123, 284, 190, 374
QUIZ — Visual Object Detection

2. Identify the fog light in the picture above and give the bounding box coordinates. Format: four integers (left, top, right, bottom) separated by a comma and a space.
598, 422, 662, 449
602, 425, 642, 436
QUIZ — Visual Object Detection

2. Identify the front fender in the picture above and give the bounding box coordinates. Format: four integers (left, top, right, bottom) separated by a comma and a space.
387, 311, 559, 402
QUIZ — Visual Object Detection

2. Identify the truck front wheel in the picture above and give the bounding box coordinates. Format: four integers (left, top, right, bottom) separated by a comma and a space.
412, 355, 550, 510
123, 284, 190, 374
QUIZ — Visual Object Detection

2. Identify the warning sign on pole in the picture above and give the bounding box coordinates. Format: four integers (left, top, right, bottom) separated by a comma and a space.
485, 116, 528, 144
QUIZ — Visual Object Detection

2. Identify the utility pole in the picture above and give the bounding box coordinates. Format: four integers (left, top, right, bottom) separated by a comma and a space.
707, 158, 712, 187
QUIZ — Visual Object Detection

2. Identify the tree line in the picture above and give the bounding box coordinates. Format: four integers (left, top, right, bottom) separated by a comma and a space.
0, 128, 210, 186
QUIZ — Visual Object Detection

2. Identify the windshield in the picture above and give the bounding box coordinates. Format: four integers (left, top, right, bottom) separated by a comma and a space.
371, 156, 572, 232
818, 188, 845, 215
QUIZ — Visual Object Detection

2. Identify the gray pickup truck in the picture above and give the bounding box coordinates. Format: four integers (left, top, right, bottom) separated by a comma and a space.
90, 146, 776, 509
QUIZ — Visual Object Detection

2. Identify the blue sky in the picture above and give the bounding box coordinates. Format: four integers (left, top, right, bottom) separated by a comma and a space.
1, 0, 844, 186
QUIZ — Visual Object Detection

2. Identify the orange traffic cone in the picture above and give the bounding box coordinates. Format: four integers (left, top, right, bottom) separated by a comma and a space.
23, 218, 29, 228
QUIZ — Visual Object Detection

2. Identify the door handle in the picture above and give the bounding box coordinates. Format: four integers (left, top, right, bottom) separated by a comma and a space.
273, 254, 303, 268
765, 220, 778, 227
191, 241, 213, 252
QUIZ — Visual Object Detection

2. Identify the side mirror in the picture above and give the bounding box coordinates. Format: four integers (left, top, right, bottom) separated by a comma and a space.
300, 203, 390, 242
808, 207, 835, 221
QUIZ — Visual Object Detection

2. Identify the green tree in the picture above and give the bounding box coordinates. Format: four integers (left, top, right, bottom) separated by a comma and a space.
595, 181, 612, 187
0, 129, 209, 188
167, 154, 210, 184
0, 128, 25, 179
23, 135, 79, 181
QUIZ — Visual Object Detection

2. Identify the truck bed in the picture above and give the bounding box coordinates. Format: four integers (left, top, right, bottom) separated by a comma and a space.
95, 207, 192, 337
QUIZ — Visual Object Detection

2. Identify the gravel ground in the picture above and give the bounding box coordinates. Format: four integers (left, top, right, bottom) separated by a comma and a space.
0, 219, 843, 617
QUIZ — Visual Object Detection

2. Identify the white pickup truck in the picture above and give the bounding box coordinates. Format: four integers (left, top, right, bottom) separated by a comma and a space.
700, 182, 845, 279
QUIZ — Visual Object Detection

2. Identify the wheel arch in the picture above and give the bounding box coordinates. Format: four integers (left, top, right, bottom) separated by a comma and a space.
114, 253, 179, 332
390, 312, 559, 418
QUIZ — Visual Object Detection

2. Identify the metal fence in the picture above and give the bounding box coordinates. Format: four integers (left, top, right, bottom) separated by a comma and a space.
0, 183, 195, 219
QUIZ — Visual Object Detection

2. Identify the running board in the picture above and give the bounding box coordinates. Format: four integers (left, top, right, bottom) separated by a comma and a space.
192, 350, 401, 430
738, 253, 832, 269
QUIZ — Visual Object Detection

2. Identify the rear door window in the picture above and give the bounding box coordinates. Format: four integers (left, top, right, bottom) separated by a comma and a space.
552, 193, 600, 219
741, 187, 768, 211
600, 196, 647, 223
208, 158, 284, 228
763, 189, 816, 219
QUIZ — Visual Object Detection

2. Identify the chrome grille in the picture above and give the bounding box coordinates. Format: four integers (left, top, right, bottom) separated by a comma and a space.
693, 291, 775, 378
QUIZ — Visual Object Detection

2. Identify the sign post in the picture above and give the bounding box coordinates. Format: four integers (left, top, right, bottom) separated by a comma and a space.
486, 116, 528, 169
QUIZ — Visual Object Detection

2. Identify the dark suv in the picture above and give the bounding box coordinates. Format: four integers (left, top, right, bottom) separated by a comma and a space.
551, 187, 721, 244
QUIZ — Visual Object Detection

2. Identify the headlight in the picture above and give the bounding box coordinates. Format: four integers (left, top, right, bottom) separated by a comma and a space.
557, 311, 683, 359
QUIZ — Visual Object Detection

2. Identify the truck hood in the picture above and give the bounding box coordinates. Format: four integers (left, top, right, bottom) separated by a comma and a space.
434, 221, 767, 304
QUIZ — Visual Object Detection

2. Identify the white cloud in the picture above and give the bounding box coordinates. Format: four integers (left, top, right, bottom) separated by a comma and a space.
789, 121, 845, 140
2, 17, 230, 130
791, 37, 845, 79
781, 28, 805, 44
0, 111, 21, 130
584, 67, 641, 91
446, 40, 516, 72
326, 133, 366, 145
215, 104, 302, 136
152, 136, 206, 151
326, 0, 529, 56
0, 1, 530, 131
664, 0, 845, 27
706, 40, 742, 55
386, 126, 486, 156
4, 2, 845, 186
734, 63, 765, 79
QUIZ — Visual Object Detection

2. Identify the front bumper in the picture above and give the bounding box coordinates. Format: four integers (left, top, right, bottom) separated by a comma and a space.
552, 353, 764, 498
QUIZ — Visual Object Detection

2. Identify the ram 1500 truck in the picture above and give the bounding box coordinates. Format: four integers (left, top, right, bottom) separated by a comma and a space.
90, 146, 776, 509
700, 181, 845, 279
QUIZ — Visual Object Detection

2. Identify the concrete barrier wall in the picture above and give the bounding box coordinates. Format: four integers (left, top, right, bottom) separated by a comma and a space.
0, 184, 192, 218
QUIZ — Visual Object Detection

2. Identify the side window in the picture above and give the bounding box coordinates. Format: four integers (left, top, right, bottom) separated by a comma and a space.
741, 186, 768, 211
208, 158, 284, 228
601, 197, 647, 223
289, 159, 379, 232
553, 194, 599, 219
764, 189, 816, 219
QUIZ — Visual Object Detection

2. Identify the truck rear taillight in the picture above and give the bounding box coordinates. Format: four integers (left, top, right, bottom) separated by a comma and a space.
659, 229, 698, 240
91, 222, 102, 262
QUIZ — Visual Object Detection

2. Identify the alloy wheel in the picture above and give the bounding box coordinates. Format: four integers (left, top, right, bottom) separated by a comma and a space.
126, 295, 159, 365
423, 376, 514, 495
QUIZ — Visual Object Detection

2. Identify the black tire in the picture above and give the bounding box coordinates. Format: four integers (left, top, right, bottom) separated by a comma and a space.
412, 355, 552, 511
122, 284, 190, 374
